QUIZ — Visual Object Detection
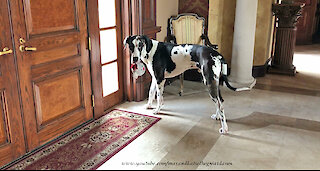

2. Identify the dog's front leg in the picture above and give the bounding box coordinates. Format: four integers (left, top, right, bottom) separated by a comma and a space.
153, 80, 166, 114
145, 79, 157, 109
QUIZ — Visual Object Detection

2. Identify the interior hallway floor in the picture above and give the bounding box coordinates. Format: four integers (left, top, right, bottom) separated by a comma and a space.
98, 44, 320, 170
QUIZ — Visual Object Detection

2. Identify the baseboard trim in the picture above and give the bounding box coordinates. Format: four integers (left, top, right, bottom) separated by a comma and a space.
252, 58, 271, 78
252, 65, 267, 78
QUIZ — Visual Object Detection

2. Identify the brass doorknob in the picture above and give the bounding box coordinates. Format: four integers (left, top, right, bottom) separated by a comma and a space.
0, 47, 13, 56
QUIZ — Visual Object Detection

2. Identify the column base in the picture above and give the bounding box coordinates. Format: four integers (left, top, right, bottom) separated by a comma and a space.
227, 77, 257, 91
268, 65, 296, 76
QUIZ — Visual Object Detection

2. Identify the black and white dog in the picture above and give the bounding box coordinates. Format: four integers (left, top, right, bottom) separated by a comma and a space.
124, 35, 250, 134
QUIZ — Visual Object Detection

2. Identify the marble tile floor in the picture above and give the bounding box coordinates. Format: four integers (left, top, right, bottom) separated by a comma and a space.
98, 44, 320, 170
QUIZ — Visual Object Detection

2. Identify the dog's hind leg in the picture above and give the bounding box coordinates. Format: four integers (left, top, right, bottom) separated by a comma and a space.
201, 63, 219, 120
208, 84, 228, 134
145, 79, 157, 109
211, 89, 223, 120
153, 79, 166, 114
202, 62, 228, 134
216, 96, 228, 134
211, 105, 221, 120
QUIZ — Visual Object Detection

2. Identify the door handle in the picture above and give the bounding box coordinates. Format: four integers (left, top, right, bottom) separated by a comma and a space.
0, 47, 13, 56
19, 45, 37, 52
19, 38, 37, 52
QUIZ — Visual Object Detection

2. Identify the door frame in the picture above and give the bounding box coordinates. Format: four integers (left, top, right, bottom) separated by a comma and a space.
122, 0, 161, 102
87, 0, 125, 119
87, 0, 161, 118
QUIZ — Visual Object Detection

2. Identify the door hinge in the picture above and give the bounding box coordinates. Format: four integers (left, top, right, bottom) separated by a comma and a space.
88, 37, 92, 51
91, 94, 95, 108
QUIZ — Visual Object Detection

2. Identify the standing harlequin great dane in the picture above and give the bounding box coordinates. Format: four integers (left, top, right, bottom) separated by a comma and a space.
124, 35, 252, 134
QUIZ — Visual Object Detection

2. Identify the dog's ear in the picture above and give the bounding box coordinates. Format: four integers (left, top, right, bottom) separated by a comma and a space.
140, 35, 153, 53
123, 36, 131, 50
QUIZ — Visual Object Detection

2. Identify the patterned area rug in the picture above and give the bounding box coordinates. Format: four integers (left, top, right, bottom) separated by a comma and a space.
3, 109, 160, 170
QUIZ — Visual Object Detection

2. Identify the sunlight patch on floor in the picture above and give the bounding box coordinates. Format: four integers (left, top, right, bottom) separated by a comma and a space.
293, 53, 320, 74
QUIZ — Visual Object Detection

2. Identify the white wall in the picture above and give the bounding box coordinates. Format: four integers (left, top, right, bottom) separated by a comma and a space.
156, 0, 179, 42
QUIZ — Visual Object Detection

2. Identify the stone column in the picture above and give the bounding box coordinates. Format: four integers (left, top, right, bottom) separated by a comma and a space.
228, 0, 258, 89
268, 2, 304, 76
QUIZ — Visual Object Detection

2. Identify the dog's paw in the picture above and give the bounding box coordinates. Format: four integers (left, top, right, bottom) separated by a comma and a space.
211, 114, 220, 120
160, 102, 164, 108
152, 109, 160, 115
219, 123, 229, 134
144, 104, 153, 110
219, 128, 228, 134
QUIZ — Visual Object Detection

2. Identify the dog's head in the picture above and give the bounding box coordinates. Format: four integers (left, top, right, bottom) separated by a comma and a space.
123, 35, 153, 64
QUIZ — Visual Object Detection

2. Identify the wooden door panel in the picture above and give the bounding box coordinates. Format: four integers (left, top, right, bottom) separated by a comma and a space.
25, 0, 78, 36
33, 70, 84, 129
10, 0, 93, 151
0, 90, 10, 146
26, 32, 81, 50
31, 57, 81, 80
31, 44, 80, 66
0, 0, 26, 166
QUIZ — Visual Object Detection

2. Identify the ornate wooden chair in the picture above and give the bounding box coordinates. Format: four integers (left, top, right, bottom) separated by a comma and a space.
165, 13, 218, 96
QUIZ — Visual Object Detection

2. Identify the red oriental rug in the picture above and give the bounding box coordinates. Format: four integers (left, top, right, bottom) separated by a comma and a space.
3, 109, 160, 170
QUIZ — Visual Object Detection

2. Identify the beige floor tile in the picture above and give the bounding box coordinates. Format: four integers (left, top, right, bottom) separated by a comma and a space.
97, 44, 320, 170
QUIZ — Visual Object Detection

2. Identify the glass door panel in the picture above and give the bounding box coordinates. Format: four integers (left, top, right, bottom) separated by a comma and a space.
100, 29, 117, 64
98, 0, 119, 97
102, 62, 119, 96
98, 0, 116, 28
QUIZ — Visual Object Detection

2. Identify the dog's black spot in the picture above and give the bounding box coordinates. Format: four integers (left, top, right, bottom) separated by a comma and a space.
219, 87, 224, 102
174, 51, 178, 54
138, 42, 143, 52
212, 60, 216, 67
190, 46, 198, 62
152, 42, 177, 84
139, 35, 153, 53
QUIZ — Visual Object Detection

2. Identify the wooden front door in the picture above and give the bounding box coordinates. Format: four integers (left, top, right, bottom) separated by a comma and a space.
0, 0, 26, 166
10, 0, 93, 151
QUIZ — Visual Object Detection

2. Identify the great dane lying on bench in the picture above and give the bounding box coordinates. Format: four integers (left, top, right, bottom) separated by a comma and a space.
124, 35, 251, 134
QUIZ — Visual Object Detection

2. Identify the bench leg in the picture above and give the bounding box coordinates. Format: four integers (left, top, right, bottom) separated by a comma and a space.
179, 73, 184, 96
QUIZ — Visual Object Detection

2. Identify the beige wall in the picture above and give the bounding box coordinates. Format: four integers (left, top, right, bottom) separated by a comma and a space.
208, 0, 275, 66
208, 0, 236, 65
254, 0, 275, 66
156, 0, 179, 42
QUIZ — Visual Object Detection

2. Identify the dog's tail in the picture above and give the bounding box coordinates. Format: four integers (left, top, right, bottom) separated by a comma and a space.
220, 64, 254, 92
